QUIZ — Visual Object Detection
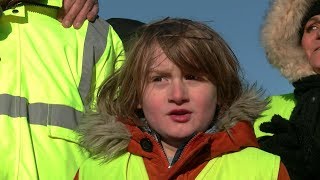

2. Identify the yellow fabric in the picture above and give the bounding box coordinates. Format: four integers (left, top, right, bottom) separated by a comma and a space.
0, 4, 124, 179
79, 153, 149, 180
78, 147, 280, 180
0, 0, 62, 10
254, 93, 296, 138
44, 0, 63, 7
0, 117, 88, 179
196, 147, 280, 180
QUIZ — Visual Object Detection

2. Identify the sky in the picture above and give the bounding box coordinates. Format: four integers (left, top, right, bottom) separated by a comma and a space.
99, 0, 293, 96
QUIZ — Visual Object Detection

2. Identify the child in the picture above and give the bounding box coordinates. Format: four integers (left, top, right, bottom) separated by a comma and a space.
75, 18, 289, 179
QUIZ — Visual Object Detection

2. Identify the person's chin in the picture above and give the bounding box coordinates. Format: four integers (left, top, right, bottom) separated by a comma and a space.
308, 56, 320, 73
310, 61, 320, 74
313, 67, 320, 74
168, 131, 194, 141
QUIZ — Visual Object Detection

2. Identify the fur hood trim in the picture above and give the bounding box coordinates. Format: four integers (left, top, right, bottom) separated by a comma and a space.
78, 86, 267, 161
261, 0, 317, 82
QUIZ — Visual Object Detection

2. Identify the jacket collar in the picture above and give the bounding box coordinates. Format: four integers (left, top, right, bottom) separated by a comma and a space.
127, 121, 258, 162
1, 0, 62, 11
126, 121, 258, 178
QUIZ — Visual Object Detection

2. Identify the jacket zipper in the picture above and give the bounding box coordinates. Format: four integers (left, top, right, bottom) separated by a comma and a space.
170, 134, 199, 167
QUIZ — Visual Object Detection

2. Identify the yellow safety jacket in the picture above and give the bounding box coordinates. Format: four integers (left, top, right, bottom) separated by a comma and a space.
254, 94, 296, 138
0, 1, 144, 179
78, 147, 280, 180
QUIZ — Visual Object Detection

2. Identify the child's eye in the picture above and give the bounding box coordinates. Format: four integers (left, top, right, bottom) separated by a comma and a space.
185, 74, 199, 80
151, 76, 164, 82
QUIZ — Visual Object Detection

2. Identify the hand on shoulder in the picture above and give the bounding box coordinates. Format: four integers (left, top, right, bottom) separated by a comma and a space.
57, 0, 99, 29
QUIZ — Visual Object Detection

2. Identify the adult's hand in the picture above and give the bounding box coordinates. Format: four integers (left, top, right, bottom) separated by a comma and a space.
57, 0, 99, 29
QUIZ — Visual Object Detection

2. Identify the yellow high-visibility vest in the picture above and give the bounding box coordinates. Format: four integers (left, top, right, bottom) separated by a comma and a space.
0, 2, 125, 179
78, 147, 280, 180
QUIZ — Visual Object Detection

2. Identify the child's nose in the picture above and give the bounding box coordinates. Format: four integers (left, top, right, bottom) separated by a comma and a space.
168, 81, 189, 105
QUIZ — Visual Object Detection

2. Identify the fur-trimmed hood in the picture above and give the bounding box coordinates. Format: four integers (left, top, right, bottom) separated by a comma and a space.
78, 87, 267, 161
261, 0, 318, 82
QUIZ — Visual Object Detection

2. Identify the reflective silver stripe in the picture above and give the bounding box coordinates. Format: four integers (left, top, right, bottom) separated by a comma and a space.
0, 94, 28, 117
0, 94, 82, 130
78, 19, 109, 104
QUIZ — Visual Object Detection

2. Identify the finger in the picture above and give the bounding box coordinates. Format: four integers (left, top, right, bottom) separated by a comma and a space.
260, 121, 288, 134
72, 0, 95, 29
259, 134, 298, 153
57, 8, 65, 22
261, 114, 290, 133
270, 115, 290, 128
62, 0, 86, 28
57, 0, 75, 23
86, 2, 99, 22
64, 0, 76, 12
260, 122, 290, 135
259, 122, 276, 133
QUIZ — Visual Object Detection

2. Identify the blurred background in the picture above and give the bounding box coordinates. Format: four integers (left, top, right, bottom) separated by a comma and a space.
100, 0, 293, 96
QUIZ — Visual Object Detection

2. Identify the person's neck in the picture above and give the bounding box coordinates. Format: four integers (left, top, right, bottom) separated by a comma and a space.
161, 141, 178, 160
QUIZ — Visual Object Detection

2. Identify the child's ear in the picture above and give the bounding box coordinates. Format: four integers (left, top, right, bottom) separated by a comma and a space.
137, 104, 142, 109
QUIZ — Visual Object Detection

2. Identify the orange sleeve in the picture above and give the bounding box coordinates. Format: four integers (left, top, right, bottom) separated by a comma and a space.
277, 162, 290, 180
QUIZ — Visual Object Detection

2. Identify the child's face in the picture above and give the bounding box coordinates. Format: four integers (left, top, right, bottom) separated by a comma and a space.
139, 48, 218, 147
